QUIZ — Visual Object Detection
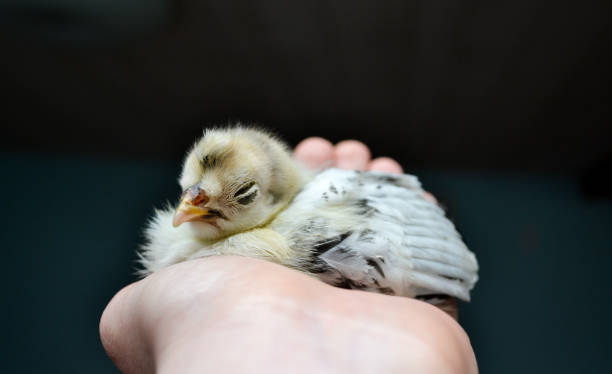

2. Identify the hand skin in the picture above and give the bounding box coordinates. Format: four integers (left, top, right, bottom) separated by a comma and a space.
99, 138, 477, 373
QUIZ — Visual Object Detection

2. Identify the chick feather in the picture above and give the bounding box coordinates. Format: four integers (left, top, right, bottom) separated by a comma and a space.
139, 126, 479, 310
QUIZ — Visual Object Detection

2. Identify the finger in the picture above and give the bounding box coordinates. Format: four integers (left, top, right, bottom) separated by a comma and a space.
423, 191, 438, 204
368, 157, 403, 174
367, 158, 438, 203
293, 137, 335, 170
334, 140, 371, 170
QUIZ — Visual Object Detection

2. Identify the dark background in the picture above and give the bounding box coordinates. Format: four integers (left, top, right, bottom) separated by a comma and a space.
1, 0, 611, 372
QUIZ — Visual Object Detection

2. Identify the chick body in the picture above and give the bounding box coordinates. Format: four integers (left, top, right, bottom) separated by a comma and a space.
140, 127, 478, 307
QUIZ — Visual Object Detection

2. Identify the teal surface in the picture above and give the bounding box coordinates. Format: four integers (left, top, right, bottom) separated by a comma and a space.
1, 153, 611, 372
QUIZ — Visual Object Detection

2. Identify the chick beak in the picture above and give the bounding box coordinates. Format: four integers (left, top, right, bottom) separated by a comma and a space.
173, 186, 210, 227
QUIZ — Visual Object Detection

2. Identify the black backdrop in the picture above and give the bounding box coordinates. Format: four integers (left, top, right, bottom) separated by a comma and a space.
1, 1, 611, 373
2, 0, 611, 170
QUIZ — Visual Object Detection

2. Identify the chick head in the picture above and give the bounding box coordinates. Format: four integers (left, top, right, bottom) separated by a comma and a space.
173, 127, 309, 240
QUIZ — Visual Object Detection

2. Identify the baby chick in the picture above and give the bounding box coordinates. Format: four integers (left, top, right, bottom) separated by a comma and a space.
140, 127, 479, 313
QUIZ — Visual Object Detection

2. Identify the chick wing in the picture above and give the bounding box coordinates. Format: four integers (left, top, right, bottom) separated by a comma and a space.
270, 168, 479, 301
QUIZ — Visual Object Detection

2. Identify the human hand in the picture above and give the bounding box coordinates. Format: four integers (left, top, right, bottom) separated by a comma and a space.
293, 137, 437, 202
99, 137, 477, 373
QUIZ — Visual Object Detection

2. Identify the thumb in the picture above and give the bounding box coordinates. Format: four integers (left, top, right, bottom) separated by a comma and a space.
99, 282, 154, 374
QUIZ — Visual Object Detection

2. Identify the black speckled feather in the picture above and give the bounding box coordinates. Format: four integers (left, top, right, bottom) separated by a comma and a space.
270, 168, 479, 301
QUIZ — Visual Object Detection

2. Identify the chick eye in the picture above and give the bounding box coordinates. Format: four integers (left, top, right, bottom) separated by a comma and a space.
234, 181, 256, 198
237, 190, 258, 205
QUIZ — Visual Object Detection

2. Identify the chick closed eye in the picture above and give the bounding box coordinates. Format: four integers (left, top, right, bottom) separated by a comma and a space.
231, 181, 257, 205
234, 181, 256, 198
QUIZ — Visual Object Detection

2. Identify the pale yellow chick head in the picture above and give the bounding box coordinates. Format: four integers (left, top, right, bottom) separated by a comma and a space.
173, 127, 309, 240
